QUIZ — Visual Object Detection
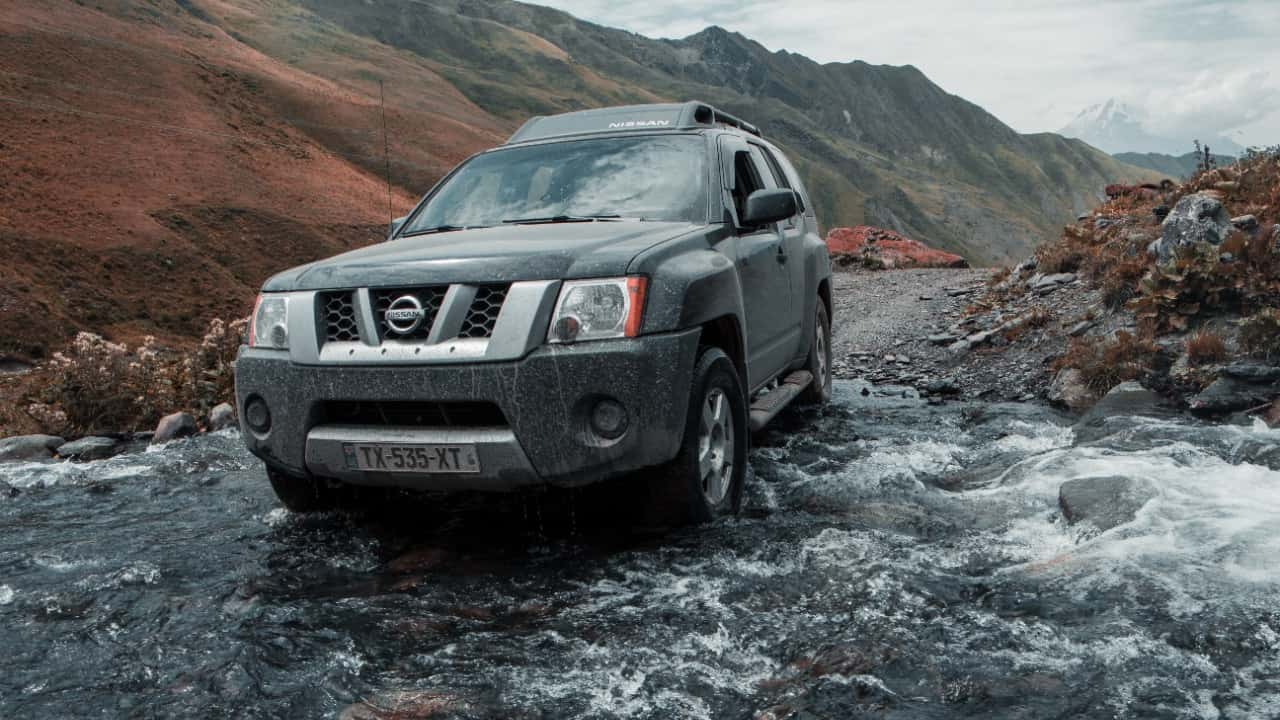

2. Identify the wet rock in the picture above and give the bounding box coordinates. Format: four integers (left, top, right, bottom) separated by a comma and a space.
1189, 377, 1277, 416
0, 480, 18, 497
1059, 476, 1155, 533
57, 436, 121, 462
1156, 192, 1231, 262
0, 434, 65, 462
207, 403, 236, 431
1220, 364, 1280, 383
151, 412, 198, 444
1048, 368, 1095, 412
1231, 214, 1258, 231
0, 357, 33, 376
1074, 381, 1178, 443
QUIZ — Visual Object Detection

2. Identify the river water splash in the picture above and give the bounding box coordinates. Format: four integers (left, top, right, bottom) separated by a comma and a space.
2, 381, 1278, 718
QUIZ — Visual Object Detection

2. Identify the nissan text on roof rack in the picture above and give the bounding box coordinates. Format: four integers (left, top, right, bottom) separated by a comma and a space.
235, 101, 833, 525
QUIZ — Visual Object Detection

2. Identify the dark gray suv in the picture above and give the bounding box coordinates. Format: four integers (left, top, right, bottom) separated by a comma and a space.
236, 101, 832, 524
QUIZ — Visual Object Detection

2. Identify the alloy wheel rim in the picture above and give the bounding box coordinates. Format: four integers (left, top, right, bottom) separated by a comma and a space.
698, 387, 734, 506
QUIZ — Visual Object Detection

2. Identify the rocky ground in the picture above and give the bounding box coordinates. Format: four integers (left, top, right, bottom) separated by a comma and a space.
829, 267, 1102, 403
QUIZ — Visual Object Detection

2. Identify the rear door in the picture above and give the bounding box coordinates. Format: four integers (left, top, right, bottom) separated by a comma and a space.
719, 136, 797, 389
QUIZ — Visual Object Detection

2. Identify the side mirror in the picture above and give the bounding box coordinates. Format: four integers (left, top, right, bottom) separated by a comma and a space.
741, 189, 797, 227
387, 215, 408, 241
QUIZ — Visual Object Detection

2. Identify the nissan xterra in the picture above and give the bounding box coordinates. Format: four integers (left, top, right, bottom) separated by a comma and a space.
236, 101, 833, 525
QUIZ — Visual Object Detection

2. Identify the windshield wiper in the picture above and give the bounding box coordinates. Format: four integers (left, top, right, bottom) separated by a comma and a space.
402, 224, 487, 237
501, 214, 623, 225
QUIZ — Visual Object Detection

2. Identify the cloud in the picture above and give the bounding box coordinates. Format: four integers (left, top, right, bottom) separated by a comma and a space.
536, 0, 1280, 147
1140, 70, 1280, 142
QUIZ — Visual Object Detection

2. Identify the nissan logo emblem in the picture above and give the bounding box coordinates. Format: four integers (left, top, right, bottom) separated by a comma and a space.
384, 295, 426, 334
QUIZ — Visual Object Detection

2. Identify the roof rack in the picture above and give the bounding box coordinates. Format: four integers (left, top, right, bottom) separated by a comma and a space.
505, 101, 762, 144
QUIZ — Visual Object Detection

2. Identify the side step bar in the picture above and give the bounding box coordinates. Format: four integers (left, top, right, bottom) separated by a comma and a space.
748, 370, 812, 432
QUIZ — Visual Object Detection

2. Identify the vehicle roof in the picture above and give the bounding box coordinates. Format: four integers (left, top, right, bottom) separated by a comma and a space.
505, 101, 762, 146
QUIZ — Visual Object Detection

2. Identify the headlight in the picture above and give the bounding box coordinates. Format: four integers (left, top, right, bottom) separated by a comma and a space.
547, 277, 647, 344
248, 294, 290, 349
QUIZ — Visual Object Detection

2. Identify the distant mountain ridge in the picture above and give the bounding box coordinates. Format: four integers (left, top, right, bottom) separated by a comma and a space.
1061, 98, 1245, 156
1113, 151, 1237, 179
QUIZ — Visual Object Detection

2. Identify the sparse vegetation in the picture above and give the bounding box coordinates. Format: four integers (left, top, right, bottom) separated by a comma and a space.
1239, 309, 1280, 362
1185, 330, 1227, 366
18, 319, 244, 437
1054, 331, 1160, 394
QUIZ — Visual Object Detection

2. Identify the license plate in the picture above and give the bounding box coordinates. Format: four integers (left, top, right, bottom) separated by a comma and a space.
342, 443, 480, 474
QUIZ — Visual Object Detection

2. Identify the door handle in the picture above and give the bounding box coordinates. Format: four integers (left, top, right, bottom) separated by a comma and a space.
776, 244, 788, 264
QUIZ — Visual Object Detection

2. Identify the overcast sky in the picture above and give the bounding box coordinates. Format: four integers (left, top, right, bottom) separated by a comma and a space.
535, 0, 1280, 149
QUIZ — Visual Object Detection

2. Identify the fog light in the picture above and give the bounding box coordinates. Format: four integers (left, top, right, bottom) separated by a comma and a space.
244, 395, 271, 433
590, 398, 628, 440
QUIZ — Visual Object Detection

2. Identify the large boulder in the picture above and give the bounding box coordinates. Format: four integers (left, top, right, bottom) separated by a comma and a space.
1073, 381, 1179, 444
1155, 192, 1232, 262
1189, 365, 1280, 416
0, 434, 65, 462
57, 436, 122, 462
1059, 476, 1156, 533
151, 412, 198, 444
1048, 368, 1095, 412
825, 226, 969, 269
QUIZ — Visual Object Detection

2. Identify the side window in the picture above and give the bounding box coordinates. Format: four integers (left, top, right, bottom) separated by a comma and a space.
755, 144, 805, 214
768, 148, 810, 214
731, 150, 764, 221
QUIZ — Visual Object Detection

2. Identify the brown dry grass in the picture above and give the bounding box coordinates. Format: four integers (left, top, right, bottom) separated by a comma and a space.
1054, 330, 1160, 394
1239, 309, 1280, 362
1185, 330, 1228, 366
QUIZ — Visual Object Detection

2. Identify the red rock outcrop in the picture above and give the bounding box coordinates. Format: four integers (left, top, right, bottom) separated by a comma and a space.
825, 226, 969, 269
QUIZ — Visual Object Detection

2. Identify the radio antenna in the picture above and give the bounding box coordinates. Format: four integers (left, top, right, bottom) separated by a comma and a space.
379, 79, 393, 224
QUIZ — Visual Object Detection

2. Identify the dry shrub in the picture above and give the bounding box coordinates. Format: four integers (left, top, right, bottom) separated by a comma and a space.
24, 318, 245, 436
1185, 330, 1227, 366
1099, 256, 1150, 309
1035, 240, 1086, 275
1055, 330, 1159, 394
987, 266, 1012, 287
1003, 307, 1051, 343
1239, 309, 1280, 362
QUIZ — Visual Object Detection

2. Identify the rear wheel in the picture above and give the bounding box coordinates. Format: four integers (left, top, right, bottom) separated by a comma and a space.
644, 347, 748, 526
267, 469, 351, 513
800, 300, 833, 405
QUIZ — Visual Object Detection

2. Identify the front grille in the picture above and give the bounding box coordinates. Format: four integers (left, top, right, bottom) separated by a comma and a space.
319, 291, 359, 342
459, 285, 508, 338
321, 401, 507, 427
372, 286, 446, 341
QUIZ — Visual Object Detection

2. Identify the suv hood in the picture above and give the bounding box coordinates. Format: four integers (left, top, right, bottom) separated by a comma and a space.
263, 221, 701, 291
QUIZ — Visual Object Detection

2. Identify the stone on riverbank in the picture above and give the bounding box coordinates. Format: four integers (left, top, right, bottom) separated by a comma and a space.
208, 403, 236, 431
0, 434, 65, 462
57, 436, 122, 462
1074, 382, 1178, 444
1048, 368, 1094, 412
152, 412, 198, 444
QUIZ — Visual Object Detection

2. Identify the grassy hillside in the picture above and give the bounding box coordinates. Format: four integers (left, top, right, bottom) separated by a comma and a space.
0, 0, 1155, 360
1114, 151, 1237, 179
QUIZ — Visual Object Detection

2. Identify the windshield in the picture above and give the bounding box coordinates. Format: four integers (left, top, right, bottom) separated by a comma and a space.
401, 135, 707, 234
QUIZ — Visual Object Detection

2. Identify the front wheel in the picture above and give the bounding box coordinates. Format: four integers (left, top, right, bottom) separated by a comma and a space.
800, 300, 833, 405
644, 347, 748, 526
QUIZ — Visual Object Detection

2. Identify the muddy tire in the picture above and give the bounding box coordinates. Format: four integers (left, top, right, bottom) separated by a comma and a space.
644, 347, 748, 526
267, 469, 350, 513
800, 300, 833, 405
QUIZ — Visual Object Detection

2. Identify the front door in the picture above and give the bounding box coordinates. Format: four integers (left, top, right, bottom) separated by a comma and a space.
721, 137, 796, 389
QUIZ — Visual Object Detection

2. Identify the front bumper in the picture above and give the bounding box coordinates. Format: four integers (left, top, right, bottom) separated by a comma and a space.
234, 328, 699, 490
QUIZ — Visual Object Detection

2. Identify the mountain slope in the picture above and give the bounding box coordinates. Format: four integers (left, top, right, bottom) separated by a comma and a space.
285, 0, 1155, 265
0, 0, 1153, 359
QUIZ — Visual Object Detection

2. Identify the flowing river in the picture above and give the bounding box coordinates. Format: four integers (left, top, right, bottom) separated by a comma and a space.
2, 381, 1279, 719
